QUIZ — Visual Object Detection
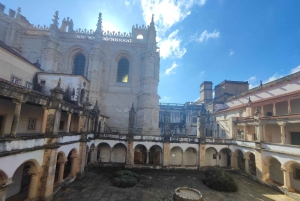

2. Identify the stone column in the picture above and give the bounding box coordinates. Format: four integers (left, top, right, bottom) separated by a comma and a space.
146, 151, 150, 164
77, 114, 82, 132
126, 138, 134, 166
281, 166, 294, 192
287, 99, 291, 114
263, 161, 270, 182
70, 156, 78, 177
66, 112, 72, 133
199, 144, 206, 167
230, 153, 237, 169
261, 105, 265, 117
109, 148, 113, 163
181, 151, 184, 167
28, 173, 39, 200
216, 153, 220, 166
278, 122, 286, 144
57, 162, 65, 183
273, 103, 276, 116
243, 125, 247, 141
10, 99, 22, 136
41, 106, 48, 134
0, 184, 10, 201
244, 156, 250, 174
163, 142, 170, 167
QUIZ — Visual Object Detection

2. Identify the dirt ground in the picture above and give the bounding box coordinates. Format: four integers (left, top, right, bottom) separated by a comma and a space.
53, 167, 296, 201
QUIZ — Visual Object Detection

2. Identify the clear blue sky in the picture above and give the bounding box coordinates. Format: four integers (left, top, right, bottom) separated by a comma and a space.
1, 0, 300, 103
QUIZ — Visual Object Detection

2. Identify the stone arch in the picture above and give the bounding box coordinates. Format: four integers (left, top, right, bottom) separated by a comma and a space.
0, 169, 8, 186
183, 147, 197, 167
149, 145, 162, 165
112, 143, 127, 163
88, 144, 96, 163
219, 148, 231, 167
170, 146, 183, 166
6, 159, 40, 200
86, 145, 89, 165
265, 156, 283, 186
234, 149, 245, 170
284, 161, 300, 192
97, 142, 111, 162
134, 144, 147, 164
205, 147, 217, 166
65, 45, 88, 75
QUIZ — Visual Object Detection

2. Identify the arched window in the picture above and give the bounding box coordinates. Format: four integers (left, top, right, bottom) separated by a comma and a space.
73, 53, 86, 76
116, 58, 129, 83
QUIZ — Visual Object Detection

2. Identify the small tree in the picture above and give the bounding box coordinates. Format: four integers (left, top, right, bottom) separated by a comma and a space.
202, 167, 238, 192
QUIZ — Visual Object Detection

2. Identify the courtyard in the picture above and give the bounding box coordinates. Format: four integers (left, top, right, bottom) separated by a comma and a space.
54, 167, 296, 201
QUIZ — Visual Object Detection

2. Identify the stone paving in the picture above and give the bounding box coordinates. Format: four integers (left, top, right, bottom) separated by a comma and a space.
54, 167, 296, 201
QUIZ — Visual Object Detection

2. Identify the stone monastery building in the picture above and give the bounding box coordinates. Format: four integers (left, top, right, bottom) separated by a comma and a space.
0, 4, 299, 201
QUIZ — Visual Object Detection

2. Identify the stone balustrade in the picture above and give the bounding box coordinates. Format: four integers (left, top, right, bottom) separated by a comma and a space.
0, 138, 45, 153
233, 140, 256, 148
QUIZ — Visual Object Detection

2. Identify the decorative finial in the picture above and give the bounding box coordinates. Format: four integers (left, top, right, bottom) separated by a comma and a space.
16, 7, 21, 21
17, 7, 21, 15
259, 80, 263, 88
150, 14, 155, 27
57, 78, 61, 87
52, 11, 59, 28
96, 12, 103, 33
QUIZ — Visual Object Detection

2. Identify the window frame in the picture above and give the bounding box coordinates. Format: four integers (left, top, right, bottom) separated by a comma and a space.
27, 118, 36, 130
11, 75, 21, 85
116, 57, 130, 83
73, 53, 86, 76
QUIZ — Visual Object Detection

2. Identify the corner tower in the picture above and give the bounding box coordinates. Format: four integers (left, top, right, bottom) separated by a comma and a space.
136, 15, 160, 135
200, 81, 213, 104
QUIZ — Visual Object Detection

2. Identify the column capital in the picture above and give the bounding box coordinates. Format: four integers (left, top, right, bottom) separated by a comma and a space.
12, 98, 22, 105
42, 105, 48, 110
281, 166, 292, 172
278, 122, 286, 126
243, 156, 250, 160
67, 111, 73, 115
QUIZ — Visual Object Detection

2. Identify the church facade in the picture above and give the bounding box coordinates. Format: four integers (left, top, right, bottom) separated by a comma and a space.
0, 4, 299, 201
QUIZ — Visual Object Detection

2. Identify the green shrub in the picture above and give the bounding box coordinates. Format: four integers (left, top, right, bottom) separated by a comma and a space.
111, 170, 139, 187
202, 167, 238, 192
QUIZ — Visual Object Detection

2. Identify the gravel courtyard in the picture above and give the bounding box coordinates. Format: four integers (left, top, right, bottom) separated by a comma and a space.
54, 167, 296, 201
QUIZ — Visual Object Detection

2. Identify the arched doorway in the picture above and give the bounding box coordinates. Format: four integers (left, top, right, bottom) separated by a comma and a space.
184, 147, 197, 167
284, 161, 300, 192
205, 147, 217, 166
149, 145, 162, 165
98, 143, 111, 163
170, 147, 183, 166
235, 149, 245, 170
268, 157, 283, 186
6, 160, 40, 200
219, 148, 231, 167
249, 153, 256, 175
134, 144, 147, 164
112, 143, 126, 163
85, 145, 89, 165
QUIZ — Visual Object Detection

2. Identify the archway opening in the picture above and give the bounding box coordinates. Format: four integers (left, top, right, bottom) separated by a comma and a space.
269, 157, 283, 186
64, 149, 77, 178
184, 147, 197, 167
134, 144, 147, 164
219, 148, 231, 167
6, 160, 39, 200
112, 143, 127, 163
54, 152, 66, 184
98, 143, 111, 163
170, 147, 183, 166
205, 147, 217, 166
149, 145, 162, 165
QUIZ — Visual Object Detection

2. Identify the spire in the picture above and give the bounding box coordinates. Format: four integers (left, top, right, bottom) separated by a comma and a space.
96, 12, 103, 34
51, 11, 59, 28
150, 14, 155, 28
130, 102, 135, 112
57, 77, 61, 88
16, 7, 21, 21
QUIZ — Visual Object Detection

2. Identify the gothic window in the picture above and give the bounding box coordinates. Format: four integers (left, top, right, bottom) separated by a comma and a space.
116, 58, 129, 83
73, 53, 86, 76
